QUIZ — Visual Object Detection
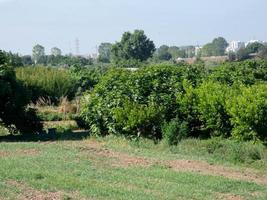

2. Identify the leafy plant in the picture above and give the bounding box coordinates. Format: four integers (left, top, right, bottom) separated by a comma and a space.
16, 66, 76, 103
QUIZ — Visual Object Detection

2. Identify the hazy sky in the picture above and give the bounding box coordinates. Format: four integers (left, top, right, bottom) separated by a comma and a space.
0, 0, 266, 55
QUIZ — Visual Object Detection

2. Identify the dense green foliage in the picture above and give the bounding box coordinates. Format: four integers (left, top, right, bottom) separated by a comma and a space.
201, 37, 228, 57
16, 66, 76, 103
111, 30, 155, 66
98, 43, 112, 63
80, 60, 267, 143
69, 64, 108, 95
0, 50, 22, 67
0, 65, 41, 134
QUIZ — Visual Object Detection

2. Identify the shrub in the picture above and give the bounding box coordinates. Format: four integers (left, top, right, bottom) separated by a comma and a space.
79, 61, 267, 143
69, 64, 108, 95
0, 65, 42, 134
176, 80, 201, 137
79, 65, 184, 138
196, 81, 232, 138
113, 100, 164, 138
209, 60, 267, 85
178, 138, 265, 164
199, 138, 265, 163
162, 118, 188, 145
226, 84, 267, 141
16, 66, 76, 103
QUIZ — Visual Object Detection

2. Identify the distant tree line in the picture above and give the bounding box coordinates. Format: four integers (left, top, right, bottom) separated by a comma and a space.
1, 30, 267, 69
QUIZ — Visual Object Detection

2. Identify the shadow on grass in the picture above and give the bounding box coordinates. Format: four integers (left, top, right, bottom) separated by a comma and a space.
0, 130, 90, 142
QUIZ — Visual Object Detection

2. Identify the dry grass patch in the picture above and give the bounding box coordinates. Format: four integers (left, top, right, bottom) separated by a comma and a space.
0, 149, 40, 158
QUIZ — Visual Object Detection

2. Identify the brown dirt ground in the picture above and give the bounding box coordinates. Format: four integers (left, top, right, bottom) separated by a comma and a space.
6, 181, 62, 200
6, 181, 90, 200
215, 193, 245, 200
0, 149, 40, 158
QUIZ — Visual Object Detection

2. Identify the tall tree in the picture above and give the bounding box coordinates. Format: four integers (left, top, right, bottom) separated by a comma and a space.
0, 50, 7, 65
21, 55, 33, 66
201, 37, 228, 57
98, 43, 112, 63
246, 42, 264, 54
111, 30, 155, 64
155, 45, 172, 60
51, 47, 62, 56
212, 37, 228, 56
32, 44, 45, 64
168, 46, 186, 58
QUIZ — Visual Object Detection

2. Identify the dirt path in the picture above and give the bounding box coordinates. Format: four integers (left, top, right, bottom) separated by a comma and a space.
77, 140, 267, 185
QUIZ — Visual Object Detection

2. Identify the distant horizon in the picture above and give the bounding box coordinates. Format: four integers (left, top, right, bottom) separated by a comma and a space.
0, 0, 266, 55
2, 36, 265, 56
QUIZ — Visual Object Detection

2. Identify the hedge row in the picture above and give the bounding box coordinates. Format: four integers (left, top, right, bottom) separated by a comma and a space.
79, 61, 267, 143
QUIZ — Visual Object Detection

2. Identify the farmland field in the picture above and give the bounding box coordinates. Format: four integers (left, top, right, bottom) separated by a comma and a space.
0, 133, 267, 200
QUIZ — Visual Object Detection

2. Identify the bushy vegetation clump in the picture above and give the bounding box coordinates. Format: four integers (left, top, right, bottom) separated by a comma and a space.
79, 60, 267, 143
16, 66, 76, 103
0, 65, 41, 134
69, 64, 108, 95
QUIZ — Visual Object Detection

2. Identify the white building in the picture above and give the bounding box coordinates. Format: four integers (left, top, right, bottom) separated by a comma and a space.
226, 41, 245, 53
195, 46, 202, 56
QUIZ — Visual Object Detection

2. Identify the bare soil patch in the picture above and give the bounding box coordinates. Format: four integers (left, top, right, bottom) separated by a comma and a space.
6, 181, 90, 200
79, 145, 152, 168
215, 193, 245, 200
0, 149, 40, 158
6, 181, 62, 200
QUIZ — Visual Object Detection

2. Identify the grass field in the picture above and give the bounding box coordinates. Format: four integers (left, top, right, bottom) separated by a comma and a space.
0, 132, 267, 200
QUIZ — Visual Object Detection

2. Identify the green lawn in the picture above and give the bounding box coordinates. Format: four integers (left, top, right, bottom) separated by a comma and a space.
0, 133, 267, 200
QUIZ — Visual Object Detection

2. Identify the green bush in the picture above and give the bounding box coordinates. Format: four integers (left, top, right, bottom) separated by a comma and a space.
0, 65, 42, 134
113, 100, 164, 138
209, 60, 267, 85
226, 84, 267, 141
80, 65, 184, 138
79, 61, 267, 143
178, 138, 265, 164
196, 81, 232, 137
176, 80, 201, 137
69, 64, 108, 95
199, 138, 264, 163
162, 118, 188, 145
16, 66, 76, 103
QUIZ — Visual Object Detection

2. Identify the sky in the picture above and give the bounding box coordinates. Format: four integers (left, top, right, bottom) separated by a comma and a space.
0, 0, 266, 55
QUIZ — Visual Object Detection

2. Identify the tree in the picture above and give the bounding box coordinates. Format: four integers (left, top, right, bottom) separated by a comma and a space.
201, 43, 214, 57
0, 50, 7, 65
32, 44, 45, 64
21, 55, 33, 66
155, 45, 172, 60
98, 43, 112, 63
51, 47, 62, 56
181, 46, 196, 58
236, 47, 250, 61
201, 37, 228, 57
168, 46, 186, 58
0, 50, 22, 67
212, 37, 228, 56
111, 30, 155, 65
258, 45, 267, 59
0, 65, 42, 134
246, 42, 264, 54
